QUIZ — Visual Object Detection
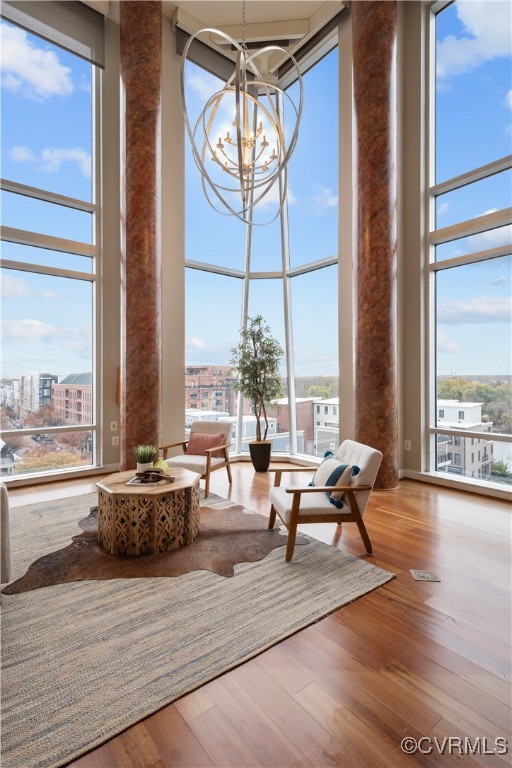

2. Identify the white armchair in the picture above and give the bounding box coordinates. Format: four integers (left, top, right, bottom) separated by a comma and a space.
160, 421, 233, 498
269, 439, 383, 561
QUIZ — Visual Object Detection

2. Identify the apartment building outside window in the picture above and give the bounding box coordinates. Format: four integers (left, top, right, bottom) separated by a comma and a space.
429, 0, 512, 487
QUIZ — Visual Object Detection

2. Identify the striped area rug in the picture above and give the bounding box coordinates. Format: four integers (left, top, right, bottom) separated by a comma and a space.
1, 492, 394, 768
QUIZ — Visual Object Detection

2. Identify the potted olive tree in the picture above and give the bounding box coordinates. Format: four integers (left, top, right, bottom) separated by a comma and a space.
230, 315, 284, 471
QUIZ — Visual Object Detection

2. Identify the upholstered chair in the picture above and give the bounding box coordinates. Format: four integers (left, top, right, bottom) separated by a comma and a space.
1, 482, 11, 583
160, 421, 233, 498
268, 439, 383, 561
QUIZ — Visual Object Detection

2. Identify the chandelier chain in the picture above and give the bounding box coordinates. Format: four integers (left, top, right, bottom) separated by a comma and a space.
241, 0, 247, 50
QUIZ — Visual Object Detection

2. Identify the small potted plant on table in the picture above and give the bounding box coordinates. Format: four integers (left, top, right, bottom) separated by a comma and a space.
132, 444, 158, 473
230, 315, 283, 472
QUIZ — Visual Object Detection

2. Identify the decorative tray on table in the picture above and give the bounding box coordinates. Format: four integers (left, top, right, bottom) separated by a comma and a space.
126, 469, 175, 486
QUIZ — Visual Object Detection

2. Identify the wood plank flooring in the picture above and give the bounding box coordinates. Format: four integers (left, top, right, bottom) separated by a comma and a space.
7, 465, 512, 767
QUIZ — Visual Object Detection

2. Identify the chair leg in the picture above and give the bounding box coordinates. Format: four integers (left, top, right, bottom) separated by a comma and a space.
226, 462, 232, 485
204, 474, 210, 499
285, 523, 297, 562
268, 505, 277, 530
355, 517, 372, 555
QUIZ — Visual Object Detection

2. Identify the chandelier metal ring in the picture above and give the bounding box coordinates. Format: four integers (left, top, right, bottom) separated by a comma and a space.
180, 29, 303, 225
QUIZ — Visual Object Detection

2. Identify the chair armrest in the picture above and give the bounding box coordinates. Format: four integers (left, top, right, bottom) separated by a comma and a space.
159, 440, 187, 459
204, 442, 232, 454
269, 467, 316, 472
284, 484, 372, 494
271, 466, 316, 487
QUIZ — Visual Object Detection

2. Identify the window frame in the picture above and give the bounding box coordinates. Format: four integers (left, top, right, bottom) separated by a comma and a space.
184, 38, 339, 462
0, 61, 101, 478
426, 0, 512, 487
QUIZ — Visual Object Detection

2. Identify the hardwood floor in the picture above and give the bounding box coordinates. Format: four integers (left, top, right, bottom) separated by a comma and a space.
7, 465, 512, 767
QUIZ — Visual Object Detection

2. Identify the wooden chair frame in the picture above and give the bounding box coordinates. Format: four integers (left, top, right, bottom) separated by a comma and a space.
269, 467, 373, 561
160, 439, 233, 498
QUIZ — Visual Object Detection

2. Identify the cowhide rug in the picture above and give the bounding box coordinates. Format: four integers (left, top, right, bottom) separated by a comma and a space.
3, 504, 309, 595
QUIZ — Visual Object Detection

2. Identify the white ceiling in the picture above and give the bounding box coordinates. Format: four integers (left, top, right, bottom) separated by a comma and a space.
165, 1, 342, 28
86, 1, 345, 54
168, 1, 345, 73
82, 0, 345, 74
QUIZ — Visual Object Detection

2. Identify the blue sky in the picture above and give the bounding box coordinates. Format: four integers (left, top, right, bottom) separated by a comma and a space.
434, 0, 511, 376
1, 1, 511, 383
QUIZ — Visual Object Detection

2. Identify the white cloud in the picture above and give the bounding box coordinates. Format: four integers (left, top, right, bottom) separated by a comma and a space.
2, 318, 56, 341
40, 147, 91, 177
293, 347, 338, 377
437, 201, 450, 217
255, 179, 296, 208
9, 145, 91, 178
437, 1, 512, 80
1, 274, 56, 299
9, 145, 36, 163
505, 89, 512, 109
310, 183, 338, 212
490, 275, 508, 286
445, 224, 512, 257
185, 335, 236, 367
438, 296, 511, 324
186, 70, 222, 101
460, 224, 512, 254
2, 319, 91, 358
0, 22, 73, 100
186, 336, 205, 351
437, 329, 461, 353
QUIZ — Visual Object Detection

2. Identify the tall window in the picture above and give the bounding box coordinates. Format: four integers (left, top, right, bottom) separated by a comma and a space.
429, 0, 512, 486
184, 46, 339, 459
0, 20, 98, 477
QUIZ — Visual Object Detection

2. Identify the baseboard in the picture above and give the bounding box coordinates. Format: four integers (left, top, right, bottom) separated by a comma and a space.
2, 464, 119, 488
400, 468, 512, 501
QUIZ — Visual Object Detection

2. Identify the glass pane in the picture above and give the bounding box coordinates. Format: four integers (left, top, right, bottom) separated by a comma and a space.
0, 430, 93, 478
1, 191, 93, 244
0, 20, 93, 201
435, 170, 512, 229
435, 228, 511, 262
184, 61, 246, 270
250, 217, 283, 272
287, 48, 338, 268
435, 1, 512, 182
435, 434, 512, 486
436, 257, 512, 436
1, 269, 94, 428
291, 266, 339, 457
247, 279, 288, 453
185, 269, 243, 442
436, 375, 512, 435
1, 241, 93, 273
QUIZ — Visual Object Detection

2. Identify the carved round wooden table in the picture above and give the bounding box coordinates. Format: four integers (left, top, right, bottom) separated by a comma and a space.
96, 468, 201, 555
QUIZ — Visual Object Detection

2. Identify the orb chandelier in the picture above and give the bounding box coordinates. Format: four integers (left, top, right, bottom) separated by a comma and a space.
180, 1, 303, 225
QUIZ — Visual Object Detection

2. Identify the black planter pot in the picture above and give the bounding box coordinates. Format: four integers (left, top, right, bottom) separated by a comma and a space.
248, 441, 272, 472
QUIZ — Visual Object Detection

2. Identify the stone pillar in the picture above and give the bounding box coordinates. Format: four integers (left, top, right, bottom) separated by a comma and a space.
120, 1, 162, 470
352, 1, 398, 489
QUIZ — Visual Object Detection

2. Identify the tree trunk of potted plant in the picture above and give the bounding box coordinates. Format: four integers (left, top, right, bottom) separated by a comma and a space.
230, 315, 283, 472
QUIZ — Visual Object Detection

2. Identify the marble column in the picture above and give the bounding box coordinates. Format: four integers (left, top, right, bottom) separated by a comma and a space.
120, 1, 162, 470
352, 1, 398, 489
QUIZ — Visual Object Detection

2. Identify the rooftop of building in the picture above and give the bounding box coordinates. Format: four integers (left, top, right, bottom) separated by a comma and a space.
438, 399, 484, 407
57, 373, 93, 385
